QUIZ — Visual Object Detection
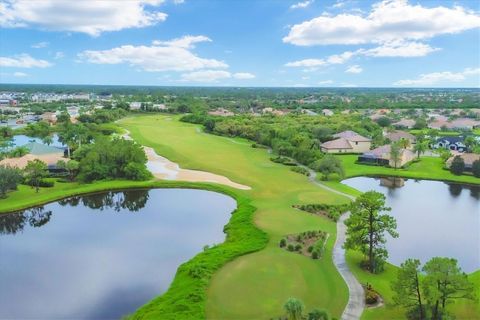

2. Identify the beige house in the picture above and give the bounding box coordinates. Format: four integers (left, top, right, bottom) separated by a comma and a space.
359, 144, 415, 168
321, 131, 371, 154
0, 142, 65, 170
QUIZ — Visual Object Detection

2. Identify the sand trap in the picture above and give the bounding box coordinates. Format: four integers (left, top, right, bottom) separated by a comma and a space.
119, 129, 250, 190
144, 147, 251, 190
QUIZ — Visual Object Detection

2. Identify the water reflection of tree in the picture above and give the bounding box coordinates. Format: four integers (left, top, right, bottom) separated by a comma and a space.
469, 186, 479, 200
0, 206, 52, 235
58, 190, 150, 212
448, 184, 463, 197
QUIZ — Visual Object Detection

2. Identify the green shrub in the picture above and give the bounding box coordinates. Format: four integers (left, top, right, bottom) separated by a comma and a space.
279, 238, 287, 247
287, 244, 295, 251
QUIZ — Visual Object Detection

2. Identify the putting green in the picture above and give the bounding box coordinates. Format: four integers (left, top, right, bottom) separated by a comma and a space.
120, 115, 350, 319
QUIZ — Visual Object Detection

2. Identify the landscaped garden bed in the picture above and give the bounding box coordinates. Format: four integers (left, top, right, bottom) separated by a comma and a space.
279, 230, 328, 259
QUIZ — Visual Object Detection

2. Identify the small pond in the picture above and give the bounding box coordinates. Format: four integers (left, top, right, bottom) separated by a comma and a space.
342, 177, 480, 273
10, 134, 64, 148
0, 188, 236, 319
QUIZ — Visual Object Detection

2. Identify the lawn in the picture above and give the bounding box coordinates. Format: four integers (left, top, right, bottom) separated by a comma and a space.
120, 115, 351, 319
336, 155, 479, 185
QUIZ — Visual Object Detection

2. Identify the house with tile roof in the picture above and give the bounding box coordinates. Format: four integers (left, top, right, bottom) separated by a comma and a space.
358, 144, 415, 168
321, 130, 372, 153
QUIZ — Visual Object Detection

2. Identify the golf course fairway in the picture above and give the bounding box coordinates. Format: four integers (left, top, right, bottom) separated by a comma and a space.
120, 115, 350, 319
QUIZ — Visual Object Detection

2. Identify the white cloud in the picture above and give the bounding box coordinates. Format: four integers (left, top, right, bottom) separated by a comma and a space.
394, 68, 480, 86
290, 0, 313, 10
0, 54, 52, 68
13, 71, 28, 77
173, 0, 184, 3
180, 70, 255, 82
79, 37, 227, 72
285, 40, 440, 71
152, 35, 211, 48
0, 0, 167, 36
233, 72, 255, 79
360, 40, 439, 57
31, 41, 48, 48
54, 51, 64, 59
283, 0, 480, 46
345, 65, 363, 73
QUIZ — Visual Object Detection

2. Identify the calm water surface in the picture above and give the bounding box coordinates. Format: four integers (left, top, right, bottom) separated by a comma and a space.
342, 177, 480, 273
0, 189, 235, 319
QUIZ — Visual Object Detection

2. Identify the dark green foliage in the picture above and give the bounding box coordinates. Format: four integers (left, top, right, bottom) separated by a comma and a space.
279, 238, 287, 247
280, 230, 327, 260
294, 203, 351, 222
24, 159, 48, 193
270, 156, 297, 166
344, 191, 398, 273
472, 160, 480, 178
0, 165, 22, 198
287, 244, 295, 251
376, 116, 391, 127
311, 155, 345, 180
131, 189, 268, 319
392, 257, 475, 320
450, 156, 465, 175
290, 166, 310, 176
74, 137, 152, 182
308, 308, 330, 320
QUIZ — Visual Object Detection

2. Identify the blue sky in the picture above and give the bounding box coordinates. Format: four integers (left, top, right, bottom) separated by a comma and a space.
0, 0, 479, 87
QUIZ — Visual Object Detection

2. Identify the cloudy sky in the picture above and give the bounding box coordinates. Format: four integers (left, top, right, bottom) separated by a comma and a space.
0, 0, 479, 87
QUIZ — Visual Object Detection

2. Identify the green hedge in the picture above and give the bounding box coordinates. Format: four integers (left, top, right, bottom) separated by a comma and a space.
131, 188, 268, 319
294, 203, 351, 221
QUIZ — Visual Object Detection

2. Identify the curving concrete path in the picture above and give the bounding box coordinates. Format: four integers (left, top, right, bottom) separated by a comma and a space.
300, 167, 365, 320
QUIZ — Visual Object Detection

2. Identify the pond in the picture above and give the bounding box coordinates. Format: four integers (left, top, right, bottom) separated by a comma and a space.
10, 134, 64, 148
0, 188, 236, 319
342, 177, 480, 273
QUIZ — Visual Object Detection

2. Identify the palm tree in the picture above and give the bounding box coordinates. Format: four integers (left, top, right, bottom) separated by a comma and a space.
284, 298, 304, 320
413, 141, 428, 159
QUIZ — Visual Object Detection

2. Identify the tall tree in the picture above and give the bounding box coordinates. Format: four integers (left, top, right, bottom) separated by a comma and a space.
0, 165, 22, 198
390, 142, 402, 169
24, 159, 48, 193
392, 259, 425, 320
413, 141, 428, 159
423, 257, 475, 320
344, 191, 398, 273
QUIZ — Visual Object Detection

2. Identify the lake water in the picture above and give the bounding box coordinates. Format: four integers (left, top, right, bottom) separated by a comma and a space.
11, 134, 64, 148
0, 188, 236, 319
342, 177, 480, 273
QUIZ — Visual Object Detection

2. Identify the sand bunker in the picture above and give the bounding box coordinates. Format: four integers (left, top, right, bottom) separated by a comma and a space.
144, 147, 251, 190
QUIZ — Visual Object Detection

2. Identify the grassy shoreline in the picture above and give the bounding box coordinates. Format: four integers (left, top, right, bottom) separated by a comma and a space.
0, 178, 269, 320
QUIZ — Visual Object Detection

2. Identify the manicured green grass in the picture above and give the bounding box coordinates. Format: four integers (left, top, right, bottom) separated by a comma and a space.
336, 155, 479, 185
120, 115, 351, 319
409, 129, 463, 136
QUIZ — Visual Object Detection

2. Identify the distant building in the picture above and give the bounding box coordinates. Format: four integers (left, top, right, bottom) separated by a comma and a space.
208, 108, 234, 117
392, 119, 415, 129
321, 131, 372, 153
322, 109, 334, 116
0, 142, 65, 171
41, 112, 57, 124
130, 102, 142, 110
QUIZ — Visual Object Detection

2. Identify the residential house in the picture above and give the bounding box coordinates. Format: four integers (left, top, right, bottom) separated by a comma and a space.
358, 144, 415, 168
431, 137, 467, 153
392, 119, 415, 129
446, 153, 480, 171
130, 102, 142, 110
321, 130, 372, 153
385, 130, 416, 146
322, 109, 334, 116
41, 112, 57, 124
208, 108, 234, 117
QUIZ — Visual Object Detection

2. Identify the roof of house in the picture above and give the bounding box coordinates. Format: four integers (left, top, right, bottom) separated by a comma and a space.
321, 138, 353, 150
0, 153, 64, 169
435, 136, 464, 144
385, 130, 416, 142
446, 153, 480, 166
333, 130, 371, 142
362, 144, 414, 160
24, 142, 64, 155
393, 119, 415, 128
